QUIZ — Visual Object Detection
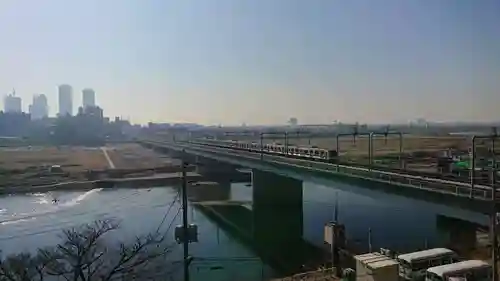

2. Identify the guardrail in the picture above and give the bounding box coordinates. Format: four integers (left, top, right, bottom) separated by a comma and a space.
141, 140, 496, 201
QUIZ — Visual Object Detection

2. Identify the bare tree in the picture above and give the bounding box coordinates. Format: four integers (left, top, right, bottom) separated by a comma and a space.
0, 219, 176, 281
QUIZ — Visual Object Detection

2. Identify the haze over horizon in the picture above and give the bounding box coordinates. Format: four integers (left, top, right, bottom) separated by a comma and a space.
0, 0, 499, 126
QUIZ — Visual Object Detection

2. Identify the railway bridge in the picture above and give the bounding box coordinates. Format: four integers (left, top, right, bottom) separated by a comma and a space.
139, 138, 499, 265
140, 138, 499, 212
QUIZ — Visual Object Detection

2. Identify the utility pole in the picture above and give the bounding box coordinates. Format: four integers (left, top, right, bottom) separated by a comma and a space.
332, 193, 342, 277
491, 133, 498, 281
181, 160, 190, 281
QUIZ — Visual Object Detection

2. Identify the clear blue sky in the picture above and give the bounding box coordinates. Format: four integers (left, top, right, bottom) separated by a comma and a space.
0, 0, 498, 125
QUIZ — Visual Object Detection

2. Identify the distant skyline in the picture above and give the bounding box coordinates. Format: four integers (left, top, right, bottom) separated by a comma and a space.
1, 0, 499, 125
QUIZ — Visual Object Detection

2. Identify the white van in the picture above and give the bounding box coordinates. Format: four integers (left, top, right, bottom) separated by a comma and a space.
397, 248, 457, 280
425, 260, 491, 281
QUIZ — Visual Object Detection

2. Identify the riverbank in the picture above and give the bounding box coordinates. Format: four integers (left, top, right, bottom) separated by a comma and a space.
0, 143, 194, 193
0, 145, 108, 188
0, 172, 205, 195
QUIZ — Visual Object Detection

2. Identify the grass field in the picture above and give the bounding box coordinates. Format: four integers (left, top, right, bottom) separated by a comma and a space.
217, 135, 485, 172
0, 144, 180, 188
0, 146, 109, 172
0, 146, 112, 188
104, 143, 180, 169
284, 135, 468, 156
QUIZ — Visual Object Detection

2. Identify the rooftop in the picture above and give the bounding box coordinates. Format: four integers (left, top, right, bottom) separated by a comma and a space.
354, 252, 399, 270
397, 248, 455, 262
427, 260, 490, 276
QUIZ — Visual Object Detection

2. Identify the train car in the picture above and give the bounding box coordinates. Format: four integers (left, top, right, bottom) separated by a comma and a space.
187, 138, 338, 163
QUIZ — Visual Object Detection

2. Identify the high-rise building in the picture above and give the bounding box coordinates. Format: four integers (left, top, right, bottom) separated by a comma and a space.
4, 90, 22, 113
82, 88, 96, 108
58, 84, 73, 116
288, 117, 298, 126
29, 94, 49, 120
83, 105, 103, 119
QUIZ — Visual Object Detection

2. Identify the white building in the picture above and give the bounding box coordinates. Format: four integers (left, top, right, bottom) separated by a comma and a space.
58, 84, 73, 116
4, 91, 22, 113
82, 88, 96, 109
29, 94, 49, 120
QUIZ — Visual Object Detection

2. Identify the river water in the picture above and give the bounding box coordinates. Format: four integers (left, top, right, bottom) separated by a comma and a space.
0, 178, 490, 280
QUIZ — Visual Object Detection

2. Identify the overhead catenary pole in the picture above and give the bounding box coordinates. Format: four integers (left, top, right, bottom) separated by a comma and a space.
470, 136, 476, 197
259, 131, 288, 160
492, 136, 498, 281
369, 131, 403, 169
260, 133, 264, 160
336, 132, 371, 171
471, 132, 499, 281
181, 157, 190, 281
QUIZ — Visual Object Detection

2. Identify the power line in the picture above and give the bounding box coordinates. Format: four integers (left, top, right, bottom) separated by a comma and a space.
154, 191, 181, 235
163, 205, 182, 239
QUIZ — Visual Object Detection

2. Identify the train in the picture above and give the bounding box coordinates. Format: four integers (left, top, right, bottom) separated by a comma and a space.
185, 138, 338, 163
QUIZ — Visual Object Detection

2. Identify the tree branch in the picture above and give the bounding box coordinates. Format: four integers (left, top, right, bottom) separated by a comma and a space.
0, 219, 175, 281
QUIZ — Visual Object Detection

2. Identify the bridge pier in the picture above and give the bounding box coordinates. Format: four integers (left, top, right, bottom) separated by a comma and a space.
252, 170, 304, 265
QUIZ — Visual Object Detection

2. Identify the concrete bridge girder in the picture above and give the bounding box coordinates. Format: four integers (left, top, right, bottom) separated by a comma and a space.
195, 157, 240, 173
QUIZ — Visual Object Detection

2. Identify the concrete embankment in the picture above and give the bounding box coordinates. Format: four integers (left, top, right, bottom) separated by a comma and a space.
0, 172, 204, 195
0, 181, 98, 195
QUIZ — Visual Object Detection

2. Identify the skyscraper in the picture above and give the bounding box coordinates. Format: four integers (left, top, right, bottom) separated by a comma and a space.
82, 88, 96, 108
29, 94, 49, 120
4, 89, 22, 113
58, 84, 73, 116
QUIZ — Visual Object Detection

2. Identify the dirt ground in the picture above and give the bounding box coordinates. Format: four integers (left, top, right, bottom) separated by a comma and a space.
101, 143, 180, 169
228, 135, 476, 172
0, 146, 109, 172
0, 146, 111, 188
0, 144, 178, 189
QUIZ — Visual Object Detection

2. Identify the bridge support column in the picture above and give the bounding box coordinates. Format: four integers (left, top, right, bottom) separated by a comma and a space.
252, 170, 303, 262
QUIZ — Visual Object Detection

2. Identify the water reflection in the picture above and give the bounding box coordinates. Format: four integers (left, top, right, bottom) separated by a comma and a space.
232, 179, 488, 255
0, 177, 493, 279
0, 187, 275, 281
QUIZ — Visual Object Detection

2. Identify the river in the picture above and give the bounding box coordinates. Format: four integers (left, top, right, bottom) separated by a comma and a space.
0, 178, 490, 280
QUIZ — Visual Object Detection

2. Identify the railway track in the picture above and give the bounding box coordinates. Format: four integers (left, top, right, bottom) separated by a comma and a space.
181, 139, 498, 188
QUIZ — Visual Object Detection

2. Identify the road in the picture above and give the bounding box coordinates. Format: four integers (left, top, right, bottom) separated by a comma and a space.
101, 147, 116, 169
